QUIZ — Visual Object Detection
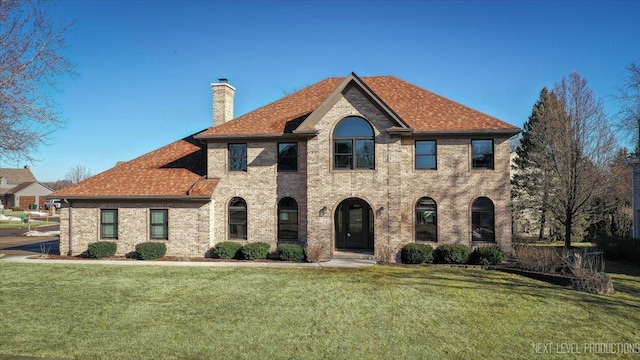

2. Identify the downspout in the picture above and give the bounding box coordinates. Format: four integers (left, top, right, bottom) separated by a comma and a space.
187, 175, 207, 196
66, 199, 73, 256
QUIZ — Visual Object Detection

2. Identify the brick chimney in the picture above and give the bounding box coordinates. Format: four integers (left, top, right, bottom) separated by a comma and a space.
212, 78, 235, 126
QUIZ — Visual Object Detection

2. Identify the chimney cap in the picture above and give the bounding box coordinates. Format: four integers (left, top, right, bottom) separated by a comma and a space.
218, 78, 228, 83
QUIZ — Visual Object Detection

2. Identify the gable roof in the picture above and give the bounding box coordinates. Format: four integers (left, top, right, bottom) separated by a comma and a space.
0, 167, 37, 185
196, 73, 519, 139
51, 132, 218, 199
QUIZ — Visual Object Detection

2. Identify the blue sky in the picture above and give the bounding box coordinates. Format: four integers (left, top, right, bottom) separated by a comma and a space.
10, 0, 640, 181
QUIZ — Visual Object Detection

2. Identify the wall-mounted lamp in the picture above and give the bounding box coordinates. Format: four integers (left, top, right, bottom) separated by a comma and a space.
376, 206, 385, 216
319, 206, 328, 217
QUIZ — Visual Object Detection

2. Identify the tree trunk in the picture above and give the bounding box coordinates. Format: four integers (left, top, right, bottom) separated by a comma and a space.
564, 208, 572, 248
538, 179, 549, 240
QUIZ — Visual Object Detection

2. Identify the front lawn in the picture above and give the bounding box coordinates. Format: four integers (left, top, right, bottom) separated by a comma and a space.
0, 263, 638, 359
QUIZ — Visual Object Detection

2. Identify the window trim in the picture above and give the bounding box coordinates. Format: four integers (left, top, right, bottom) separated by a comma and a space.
277, 142, 298, 172
415, 197, 437, 242
100, 209, 118, 240
415, 140, 437, 170
471, 139, 494, 170
149, 209, 168, 241
228, 143, 248, 172
332, 117, 375, 170
277, 197, 298, 241
228, 197, 248, 240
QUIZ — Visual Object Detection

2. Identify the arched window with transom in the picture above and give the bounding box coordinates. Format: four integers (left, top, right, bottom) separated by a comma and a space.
229, 197, 247, 240
472, 197, 495, 242
416, 197, 437, 242
333, 116, 375, 170
278, 197, 298, 241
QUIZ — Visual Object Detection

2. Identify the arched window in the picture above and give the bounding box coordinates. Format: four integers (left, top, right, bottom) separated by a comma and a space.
472, 197, 495, 242
333, 116, 375, 170
278, 197, 298, 241
416, 197, 437, 241
229, 197, 247, 240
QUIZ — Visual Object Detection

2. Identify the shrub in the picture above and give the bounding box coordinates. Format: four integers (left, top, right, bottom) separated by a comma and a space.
12, 207, 24, 212
400, 243, 433, 264
212, 241, 243, 259
242, 242, 270, 260
87, 241, 117, 259
469, 246, 504, 265
277, 243, 305, 261
305, 243, 328, 263
594, 236, 640, 264
135, 242, 167, 260
433, 244, 470, 264
513, 246, 563, 273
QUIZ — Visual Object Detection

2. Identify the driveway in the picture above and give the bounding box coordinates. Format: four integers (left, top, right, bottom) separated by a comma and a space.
0, 224, 60, 256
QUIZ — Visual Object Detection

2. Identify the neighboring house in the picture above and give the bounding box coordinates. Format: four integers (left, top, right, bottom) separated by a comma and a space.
52, 73, 520, 260
628, 155, 640, 238
0, 166, 53, 209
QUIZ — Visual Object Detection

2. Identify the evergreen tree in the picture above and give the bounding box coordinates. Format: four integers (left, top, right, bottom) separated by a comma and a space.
512, 88, 553, 240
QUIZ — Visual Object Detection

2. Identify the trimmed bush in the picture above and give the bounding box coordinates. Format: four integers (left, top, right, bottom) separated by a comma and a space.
400, 243, 434, 264
242, 242, 270, 260
135, 242, 167, 260
277, 243, 305, 262
433, 244, 470, 264
212, 241, 243, 259
469, 246, 504, 265
87, 241, 117, 259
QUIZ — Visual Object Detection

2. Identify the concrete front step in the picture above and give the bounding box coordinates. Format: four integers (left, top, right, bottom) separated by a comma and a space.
333, 250, 376, 261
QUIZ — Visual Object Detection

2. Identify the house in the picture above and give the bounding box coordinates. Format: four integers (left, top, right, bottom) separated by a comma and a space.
0, 166, 53, 209
52, 73, 520, 260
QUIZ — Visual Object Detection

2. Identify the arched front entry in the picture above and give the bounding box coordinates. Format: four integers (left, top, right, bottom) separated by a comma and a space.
335, 198, 374, 251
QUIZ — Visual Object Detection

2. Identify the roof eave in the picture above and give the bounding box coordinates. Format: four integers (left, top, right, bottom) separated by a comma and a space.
406, 128, 521, 137
194, 132, 318, 141
50, 195, 213, 201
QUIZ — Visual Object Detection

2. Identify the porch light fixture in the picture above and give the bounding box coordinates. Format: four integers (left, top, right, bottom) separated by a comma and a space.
377, 206, 384, 216
319, 206, 327, 217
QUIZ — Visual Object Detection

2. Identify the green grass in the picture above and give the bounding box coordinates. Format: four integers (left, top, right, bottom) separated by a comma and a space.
0, 263, 639, 359
0, 221, 58, 229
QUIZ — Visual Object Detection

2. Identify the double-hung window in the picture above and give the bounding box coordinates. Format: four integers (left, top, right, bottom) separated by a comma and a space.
228, 143, 247, 171
101, 209, 118, 239
278, 143, 298, 172
415, 140, 437, 170
150, 209, 168, 240
471, 140, 494, 169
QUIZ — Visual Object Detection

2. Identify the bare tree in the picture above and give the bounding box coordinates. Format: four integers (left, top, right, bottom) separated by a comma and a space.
65, 165, 92, 184
616, 61, 640, 151
530, 72, 616, 248
0, 1, 75, 164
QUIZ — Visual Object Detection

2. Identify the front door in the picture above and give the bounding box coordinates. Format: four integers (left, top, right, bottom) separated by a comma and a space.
335, 198, 373, 251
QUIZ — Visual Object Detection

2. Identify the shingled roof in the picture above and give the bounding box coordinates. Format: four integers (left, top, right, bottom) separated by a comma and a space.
53, 73, 518, 199
196, 73, 519, 138
52, 132, 218, 199
0, 167, 37, 185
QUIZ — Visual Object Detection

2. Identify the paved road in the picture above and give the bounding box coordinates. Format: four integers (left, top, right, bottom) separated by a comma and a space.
0, 223, 60, 256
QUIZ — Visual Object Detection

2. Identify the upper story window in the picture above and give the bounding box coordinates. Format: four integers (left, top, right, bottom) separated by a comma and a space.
333, 116, 375, 170
228, 143, 247, 171
150, 209, 168, 240
101, 209, 118, 240
278, 143, 298, 172
415, 140, 437, 170
471, 140, 494, 170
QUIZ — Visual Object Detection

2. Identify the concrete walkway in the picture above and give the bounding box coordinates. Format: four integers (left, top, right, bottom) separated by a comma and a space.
0, 254, 377, 268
